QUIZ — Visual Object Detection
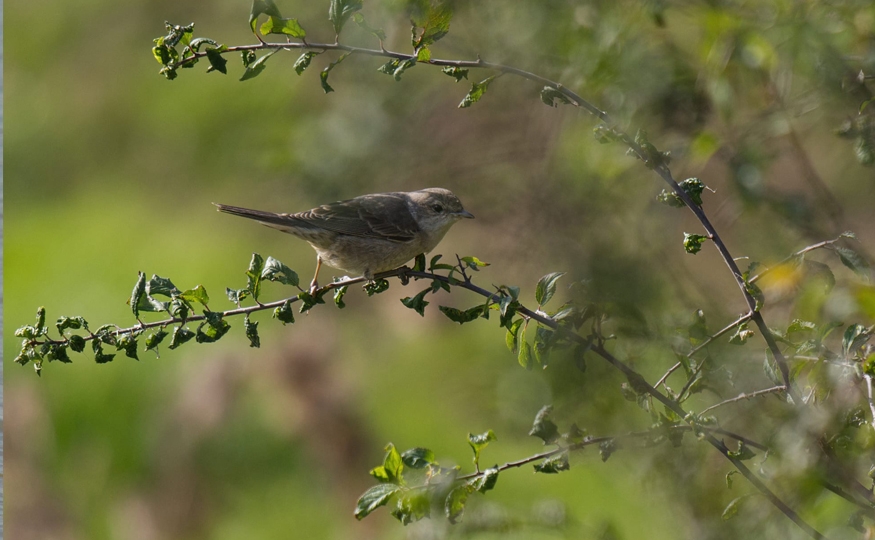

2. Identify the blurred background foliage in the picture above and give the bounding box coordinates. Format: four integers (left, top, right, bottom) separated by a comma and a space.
6, 0, 875, 538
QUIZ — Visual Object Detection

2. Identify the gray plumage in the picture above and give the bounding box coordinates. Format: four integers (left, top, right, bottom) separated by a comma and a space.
215, 188, 473, 288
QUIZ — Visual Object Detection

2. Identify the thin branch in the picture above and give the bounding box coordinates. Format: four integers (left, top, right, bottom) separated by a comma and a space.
699, 386, 787, 415
749, 236, 845, 284
655, 312, 753, 389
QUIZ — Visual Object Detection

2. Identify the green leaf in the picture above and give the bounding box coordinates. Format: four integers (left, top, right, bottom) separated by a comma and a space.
46, 344, 72, 364
721, 496, 745, 521
189, 37, 219, 52
245, 253, 266, 300
460, 256, 489, 270
657, 189, 685, 208
444, 484, 471, 524
439, 304, 486, 324
470, 466, 499, 492
391, 490, 431, 525
728, 323, 754, 345
240, 49, 279, 81
273, 299, 296, 324
533, 326, 555, 367
726, 470, 739, 489
57, 316, 88, 335
468, 430, 496, 468
834, 246, 871, 280
370, 443, 405, 484
534, 451, 570, 473
321, 52, 350, 93
377, 58, 417, 81
519, 341, 533, 370
401, 289, 431, 317
168, 326, 195, 350
334, 285, 349, 309
411, 2, 453, 49
441, 66, 468, 82
364, 278, 390, 296
535, 272, 565, 306
298, 289, 327, 312
726, 441, 756, 461
679, 178, 706, 205
528, 405, 560, 445
683, 233, 708, 254
354, 483, 400, 520
458, 76, 496, 108
745, 281, 765, 311
68, 334, 87, 353
599, 439, 617, 462
180, 285, 210, 307
412, 254, 426, 272
260, 16, 306, 38
92, 340, 115, 364
506, 318, 524, 354
352, 13, 386, 41
261, 256, 300, 287
241, 49, 257, 68
144, 329, 168, 352
244, 314, 260, 348
116, 334, 139, 360
843, 324, 871, 359
416, 47, 431, 62
540, 86, 572, 107
131, 272, 147, 318
328, 0, 363, 36
205, 46, 228, 74
226, 288, 249, 304
249, 0, 282, 34
293, 51, 317, 75
401, 447, 434, 469
196, 312, 231, 343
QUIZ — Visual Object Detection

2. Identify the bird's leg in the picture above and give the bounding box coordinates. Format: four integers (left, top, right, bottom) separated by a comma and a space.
309, 256, 323, 295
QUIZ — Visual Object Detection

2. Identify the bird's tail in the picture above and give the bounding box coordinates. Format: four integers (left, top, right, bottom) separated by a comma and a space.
214, 203, 292, 227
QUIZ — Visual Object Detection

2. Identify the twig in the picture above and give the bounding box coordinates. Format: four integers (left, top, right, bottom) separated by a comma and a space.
655, 312, 753, 389
699, 386, 787, 415
864, 375, 875, 433
749, 236, 845, 284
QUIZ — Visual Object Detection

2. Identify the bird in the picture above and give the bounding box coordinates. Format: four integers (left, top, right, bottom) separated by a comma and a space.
215, 188, 474, 293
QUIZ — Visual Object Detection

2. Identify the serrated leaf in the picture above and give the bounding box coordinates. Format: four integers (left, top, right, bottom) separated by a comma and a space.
334, 285, 349, 309
131, 272, 147, 318
683, 233, 708, 254
116, 334, 139, 360
321, 52, 350, 93
439, 305, 485, 324
240, 49, 279, 81
249, 0, 282, 34
364, 278, 390, 296
294, 51, 317, 75
722, 496, 745, 520
445, 484, 471, 524
273, 299, 296, 324
261, 256, 300, 287
442, 66, 468, 82
354, 483, 400, 520
728, 323, 754, 345
329, 0, 363, 35
370, 443, 404, 484
411, 2, 453, 49
260, 16, 306, 38
391, 490, 430, 525
244, 314, 260, 348
168, 326, 195, 350
205, 47, 228, 74
196, 312, 231, 343
468, 430, 496, 468
534, 451, 570, 473
459, 76, 496, 108
401, 289, 431, 317
92, 339, 115, 364
68, 334, 87, 353
834, 246, 871, 280
528, 405, 560, 444
401, 447, 434, 469
506, 318, 524, 354
470, 466, 499, 492
519, 341, 533, 370
144, 329, 168, 352
535, 272, 565, 306
180, 285, 210, 307
599, 439, 616, 462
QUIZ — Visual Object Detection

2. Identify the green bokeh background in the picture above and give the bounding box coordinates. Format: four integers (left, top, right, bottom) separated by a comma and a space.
6, 1, 875, 539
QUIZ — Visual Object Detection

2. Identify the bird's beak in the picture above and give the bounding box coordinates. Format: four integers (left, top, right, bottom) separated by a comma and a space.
457, 209, 475, 219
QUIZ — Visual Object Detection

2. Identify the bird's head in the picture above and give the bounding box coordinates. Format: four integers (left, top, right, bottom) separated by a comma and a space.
408, 188, 474, 236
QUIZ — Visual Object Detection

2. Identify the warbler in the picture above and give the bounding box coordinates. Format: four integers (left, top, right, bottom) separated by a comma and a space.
215, 188, 474, 292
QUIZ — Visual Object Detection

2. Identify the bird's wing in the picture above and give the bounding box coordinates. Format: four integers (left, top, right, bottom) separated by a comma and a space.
292, 193, 420, 242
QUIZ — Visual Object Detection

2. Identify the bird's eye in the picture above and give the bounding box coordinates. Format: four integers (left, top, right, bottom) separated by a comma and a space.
432, 204, 444, 213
